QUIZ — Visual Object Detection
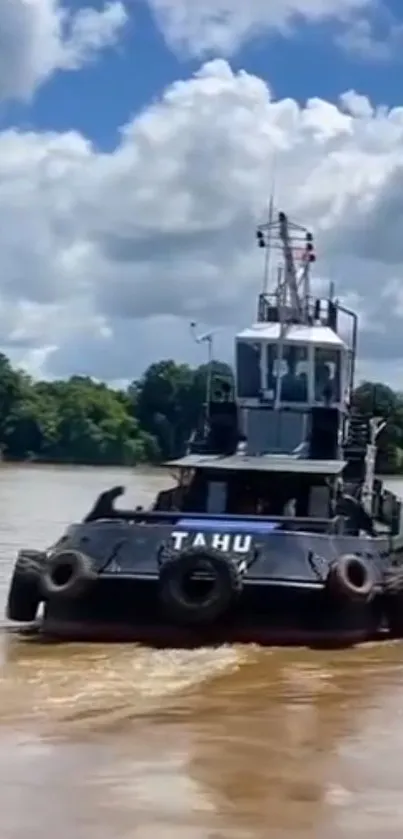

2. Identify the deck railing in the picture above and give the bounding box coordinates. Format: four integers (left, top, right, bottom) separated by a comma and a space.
84, 506, 347, 534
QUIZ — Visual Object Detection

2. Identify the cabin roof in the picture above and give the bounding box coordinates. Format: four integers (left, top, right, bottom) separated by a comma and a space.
165, 453, 346, 475
236, 322, 346, 348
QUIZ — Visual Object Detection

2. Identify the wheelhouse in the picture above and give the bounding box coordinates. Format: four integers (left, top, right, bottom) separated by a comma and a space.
236, 322, 347, 409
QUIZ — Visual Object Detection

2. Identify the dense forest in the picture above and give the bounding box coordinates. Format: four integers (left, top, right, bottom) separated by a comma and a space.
0, 351, 402, 472
0, 353, 231, 466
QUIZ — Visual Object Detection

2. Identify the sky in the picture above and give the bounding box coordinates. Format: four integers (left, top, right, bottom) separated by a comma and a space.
1, 0, 403, 387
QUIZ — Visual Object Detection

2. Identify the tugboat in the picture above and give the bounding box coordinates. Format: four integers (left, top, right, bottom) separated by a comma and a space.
6, 208, 403, 646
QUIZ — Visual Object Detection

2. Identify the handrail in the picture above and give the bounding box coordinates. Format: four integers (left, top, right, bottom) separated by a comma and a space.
85, 506, 343, 529
82, 487, 349, 530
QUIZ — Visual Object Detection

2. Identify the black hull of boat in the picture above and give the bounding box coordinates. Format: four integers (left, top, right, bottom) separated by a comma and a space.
36, 576, 387, 649
7, 510, 403, 649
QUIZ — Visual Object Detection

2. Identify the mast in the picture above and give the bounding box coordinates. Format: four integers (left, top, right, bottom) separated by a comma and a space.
278, 211, 302, 319
256, 209, 316, 325
361, 418, 386, 513
256, 206, 316, 413
190, 322, 214, 432
262, 193, 274, 296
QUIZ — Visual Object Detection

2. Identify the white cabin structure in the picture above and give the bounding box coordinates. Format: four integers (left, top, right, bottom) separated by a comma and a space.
232, 210, 356, 457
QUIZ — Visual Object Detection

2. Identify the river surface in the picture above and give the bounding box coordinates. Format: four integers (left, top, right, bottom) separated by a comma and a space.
0, 465, 403, 838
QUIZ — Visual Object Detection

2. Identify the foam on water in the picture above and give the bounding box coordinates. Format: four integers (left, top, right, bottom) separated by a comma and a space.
0, 637, 249, 730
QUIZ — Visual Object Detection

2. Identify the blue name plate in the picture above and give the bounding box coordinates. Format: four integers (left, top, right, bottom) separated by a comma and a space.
176, 518, 280, 534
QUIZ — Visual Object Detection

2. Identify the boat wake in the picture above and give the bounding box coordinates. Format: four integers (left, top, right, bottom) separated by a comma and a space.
0, 636, 250, 731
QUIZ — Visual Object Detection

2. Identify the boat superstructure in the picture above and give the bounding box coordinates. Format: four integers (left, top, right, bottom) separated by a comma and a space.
239, 209, 351, 461
174, 207, 399, 536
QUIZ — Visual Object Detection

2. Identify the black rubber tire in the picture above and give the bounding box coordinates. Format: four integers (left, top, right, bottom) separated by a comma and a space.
41, 549, 96, 600
383, 563, 403, 595
158, 546, 244, 626
384, 594, 403, 637
327, 553, 375, 603
6, 550, 45, 622
383, 565, 403, 637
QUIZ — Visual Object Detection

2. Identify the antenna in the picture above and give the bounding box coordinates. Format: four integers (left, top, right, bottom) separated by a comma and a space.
262, 181, 275, 295
190, 322, 215, 427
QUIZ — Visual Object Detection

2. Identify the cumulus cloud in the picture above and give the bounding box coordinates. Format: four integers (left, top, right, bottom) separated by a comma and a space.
145, 0, 371, 56
0, 60, 403, 385
0, 0, 128, 101
337, 6, 403, 61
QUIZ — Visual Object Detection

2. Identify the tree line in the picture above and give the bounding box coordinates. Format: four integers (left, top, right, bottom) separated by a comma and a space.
0, 353, 231, 466
0, 351, 401, 471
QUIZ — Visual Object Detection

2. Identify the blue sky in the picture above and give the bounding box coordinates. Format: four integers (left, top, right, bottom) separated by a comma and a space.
1, 0, 403, 385
3, 0, 403, 148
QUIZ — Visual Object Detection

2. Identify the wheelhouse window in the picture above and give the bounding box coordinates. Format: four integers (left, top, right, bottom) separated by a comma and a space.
236, 341, 261, 398
314, 347, 341, 403
207, 481, 227, 513
266, 344, 308, 403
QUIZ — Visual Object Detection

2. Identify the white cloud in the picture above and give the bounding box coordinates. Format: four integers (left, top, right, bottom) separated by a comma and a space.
60, 1, 129, 70
337, 12, 403, 61
0, 0, 128, 102
145, 0, 371, 56
1, 60, 403, 386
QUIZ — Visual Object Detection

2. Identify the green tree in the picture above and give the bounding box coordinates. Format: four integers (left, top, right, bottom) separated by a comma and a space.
134, 360, 195, 458
0, 354, 27, 450
0, 366, 160, 466
0, 349, 402, 473
352, 381, 403, 474
133, 359, 234, 459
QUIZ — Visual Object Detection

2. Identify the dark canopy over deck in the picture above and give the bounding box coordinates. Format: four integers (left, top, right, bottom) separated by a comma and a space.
164, 454, 346, 476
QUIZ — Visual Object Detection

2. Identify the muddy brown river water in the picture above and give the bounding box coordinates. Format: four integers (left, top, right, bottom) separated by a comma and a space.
0, 464, 403, 838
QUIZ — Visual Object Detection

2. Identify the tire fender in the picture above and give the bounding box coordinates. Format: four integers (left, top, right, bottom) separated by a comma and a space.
6, 549, 45, 622
158, 546, 244, 626
42, 549, 96, 600
327, 553, 374, 603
